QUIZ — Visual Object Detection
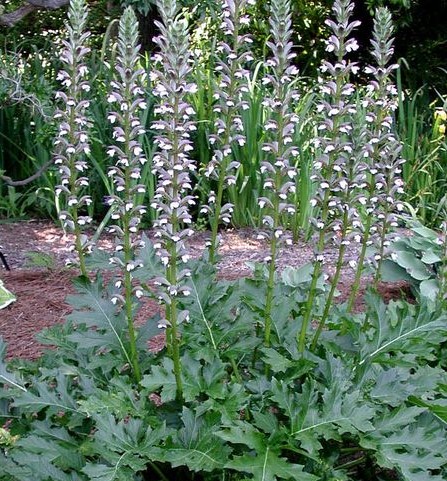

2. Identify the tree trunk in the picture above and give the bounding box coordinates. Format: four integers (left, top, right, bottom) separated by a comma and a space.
0, 0, 69, 26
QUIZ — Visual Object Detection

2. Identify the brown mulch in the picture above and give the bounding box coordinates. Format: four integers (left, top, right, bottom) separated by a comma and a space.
0, 220, 412, 360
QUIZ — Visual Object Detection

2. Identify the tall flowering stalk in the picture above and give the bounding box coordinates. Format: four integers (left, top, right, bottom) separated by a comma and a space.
203, 0, 253, 264
151, 0, 197, 400
106, 6, 147, 383
298, 0, 360, 352
347, 7, 403, 309
258, 0, 299, 347
367, 9, 404, 289
54, 0, 92, 277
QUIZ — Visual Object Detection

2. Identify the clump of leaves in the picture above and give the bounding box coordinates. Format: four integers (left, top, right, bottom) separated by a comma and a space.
1, 262, 447, 481
381, 220, 447, 301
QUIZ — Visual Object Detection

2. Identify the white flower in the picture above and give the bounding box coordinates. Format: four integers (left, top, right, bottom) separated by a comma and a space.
346, 39, 359, 52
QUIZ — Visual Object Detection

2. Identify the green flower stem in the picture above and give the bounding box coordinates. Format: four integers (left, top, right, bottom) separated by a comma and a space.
298, 143, 339, 352
311, 210, 349, 350
264, 215, 278, 347
165, 93, 183, 401
264, 90, 285, 348
67, 55, 84, 277
347, 215, 372, 311
68, 107, 88, 279
314, 136, 357, 343
209, 163, 227, 264
167, 240, 183, 401
72, 212, 88, 278
297, 227, 325, 353
120, 60, 142, 383
123, 227, 141, 383
372, 204, 391, 287
297, 35, 346, 352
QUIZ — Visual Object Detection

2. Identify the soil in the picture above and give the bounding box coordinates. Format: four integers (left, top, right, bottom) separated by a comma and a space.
0, 219, 411, 360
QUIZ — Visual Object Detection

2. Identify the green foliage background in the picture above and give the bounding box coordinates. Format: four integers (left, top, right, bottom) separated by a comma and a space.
0, 0, 446, 223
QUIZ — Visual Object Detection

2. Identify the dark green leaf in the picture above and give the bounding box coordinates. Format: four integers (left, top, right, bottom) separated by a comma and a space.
359, 295, 447, 365
161, 407, 230, 472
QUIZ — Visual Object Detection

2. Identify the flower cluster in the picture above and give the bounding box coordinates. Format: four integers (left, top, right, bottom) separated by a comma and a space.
258, 0, 299, 250
356, 6, 404, 283
53, 0, 92, 275
150, 0, 197, 327
203, 0, 254, 261
105, 6, 148, 306
257, 0, 299, 348
310, 0, 361, 260
299, 0, 363, 349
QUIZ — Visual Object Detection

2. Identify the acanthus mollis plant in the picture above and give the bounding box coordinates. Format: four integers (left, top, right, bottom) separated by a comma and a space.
105, 6, 148, 383
53, 0, 92, 277
347, 6, 403, 309
257, 0, 299, 349
202, 0, 254, 263
298, 0, 361, 351
150, 0, 197, 400
366, 8, 404, 289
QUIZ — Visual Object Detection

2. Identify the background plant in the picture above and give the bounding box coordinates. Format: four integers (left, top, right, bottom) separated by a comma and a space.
202, 0, 253, 263
53, 0, 93, 276
380, 219, 447, 302
397, 88, 447, 227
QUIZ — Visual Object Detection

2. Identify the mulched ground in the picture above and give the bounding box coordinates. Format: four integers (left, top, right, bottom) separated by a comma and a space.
0, 220, 411, 360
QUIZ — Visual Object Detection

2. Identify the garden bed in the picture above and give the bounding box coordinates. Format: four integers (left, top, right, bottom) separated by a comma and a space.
0, 220, 411, 359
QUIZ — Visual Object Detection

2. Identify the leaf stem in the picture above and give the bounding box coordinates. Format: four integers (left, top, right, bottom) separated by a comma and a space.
148, 462, 170, 481
336, 455, 366, 470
